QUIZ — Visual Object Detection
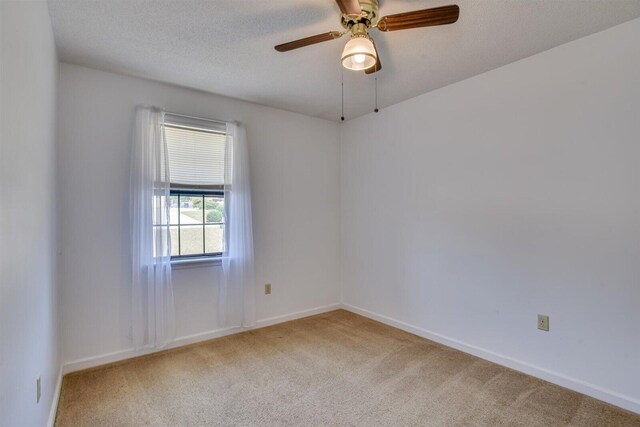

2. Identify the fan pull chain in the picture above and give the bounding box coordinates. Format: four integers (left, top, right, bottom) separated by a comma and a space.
373, 76, 378, 113
341, 67, 345, 121
374, 72, 379, 113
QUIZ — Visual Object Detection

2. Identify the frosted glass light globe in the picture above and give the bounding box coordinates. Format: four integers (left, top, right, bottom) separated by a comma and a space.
341, 36, 376, 71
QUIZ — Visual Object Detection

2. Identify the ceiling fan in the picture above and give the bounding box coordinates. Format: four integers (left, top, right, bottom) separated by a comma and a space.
275, 0, 459, 74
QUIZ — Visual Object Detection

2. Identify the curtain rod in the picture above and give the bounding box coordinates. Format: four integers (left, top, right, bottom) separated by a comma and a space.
164, 111, 228, 126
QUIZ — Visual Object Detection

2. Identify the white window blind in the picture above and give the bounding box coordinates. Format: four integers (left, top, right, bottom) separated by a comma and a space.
164, 114, 228, 189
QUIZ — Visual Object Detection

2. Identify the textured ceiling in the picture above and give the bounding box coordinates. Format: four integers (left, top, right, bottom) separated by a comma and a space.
48, 0, 640, 121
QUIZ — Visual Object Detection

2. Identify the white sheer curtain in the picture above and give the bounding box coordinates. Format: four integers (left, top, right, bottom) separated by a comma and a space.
130, 106, 175, 349
219, 122, 256, 327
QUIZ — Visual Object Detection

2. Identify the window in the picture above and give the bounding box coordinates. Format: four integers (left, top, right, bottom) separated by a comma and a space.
164, 114, 228, 260
169, 191, 225, 258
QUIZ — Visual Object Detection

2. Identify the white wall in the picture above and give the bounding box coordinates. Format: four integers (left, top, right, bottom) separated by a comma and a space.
340, 18, 640, 412
0, 2, 61, 426
57, 63, 341, 366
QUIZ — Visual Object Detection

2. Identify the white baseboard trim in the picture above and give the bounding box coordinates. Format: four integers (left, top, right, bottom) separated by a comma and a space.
47, 366, 63, 427
341, 303, 640, 415
62, 303, 341, 375
255, 303, 341, 328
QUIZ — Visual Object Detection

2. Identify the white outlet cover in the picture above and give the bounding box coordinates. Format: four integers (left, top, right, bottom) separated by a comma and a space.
537, 314, 549, 331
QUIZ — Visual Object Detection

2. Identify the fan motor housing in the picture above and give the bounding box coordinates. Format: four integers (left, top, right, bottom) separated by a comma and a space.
341, 0, 379, 30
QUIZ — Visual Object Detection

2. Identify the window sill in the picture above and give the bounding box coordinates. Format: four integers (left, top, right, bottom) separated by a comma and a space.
171, 256, 222, 270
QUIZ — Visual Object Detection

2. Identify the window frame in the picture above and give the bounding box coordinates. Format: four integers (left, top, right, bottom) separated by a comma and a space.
169, 188, 225, 262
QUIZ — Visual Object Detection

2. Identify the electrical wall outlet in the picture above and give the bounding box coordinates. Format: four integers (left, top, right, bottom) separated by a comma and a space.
36, 376, 41, 403
537, 314, 549, 331
264, 283, 272, 295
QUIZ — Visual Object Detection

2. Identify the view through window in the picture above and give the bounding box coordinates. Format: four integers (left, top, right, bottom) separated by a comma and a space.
169, 192, 225, 257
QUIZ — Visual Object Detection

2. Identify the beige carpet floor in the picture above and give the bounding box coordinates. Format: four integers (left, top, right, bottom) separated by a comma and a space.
55, 310, 640, 426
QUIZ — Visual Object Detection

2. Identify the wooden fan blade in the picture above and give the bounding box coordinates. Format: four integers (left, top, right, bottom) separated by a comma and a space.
364, 39, 381, 74
335, 0, 362, 18
377, 5, 459, 32
275, 31, 343, 52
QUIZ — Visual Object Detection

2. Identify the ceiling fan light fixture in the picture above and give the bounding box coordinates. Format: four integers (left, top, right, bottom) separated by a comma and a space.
341, 34, 377, 71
